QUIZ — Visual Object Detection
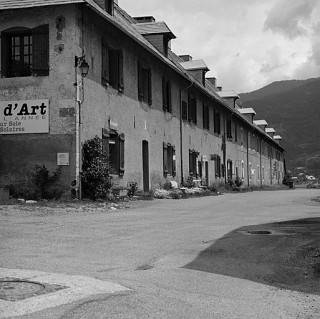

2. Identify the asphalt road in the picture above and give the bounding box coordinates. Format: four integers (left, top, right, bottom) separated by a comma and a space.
1, 188, 320, 318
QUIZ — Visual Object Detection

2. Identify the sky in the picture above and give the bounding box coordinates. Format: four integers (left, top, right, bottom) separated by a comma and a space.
120, 0, 320, 93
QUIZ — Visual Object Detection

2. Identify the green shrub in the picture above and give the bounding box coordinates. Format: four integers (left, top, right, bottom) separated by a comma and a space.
184, 176, 196, 188
81, 136, 113, 200
163, 180, 173, 190
10, 165, 62, 200
127, 181, 138, 197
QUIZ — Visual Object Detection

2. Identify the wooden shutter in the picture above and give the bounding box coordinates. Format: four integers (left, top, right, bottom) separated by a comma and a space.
163, 143, 168, 176
102, 39, 109, 85
118, 50, 124, 92
172, 146, 176, 176
1, 32, 9, 77
182, 101, 188, 120
138, 61, 143, 101
148, 68, 152, 105
189, 150, 193, 175
162, 76, 167, 111
32, 24, 49, 76
119, 133, 125, 175
168, 80, 172, 113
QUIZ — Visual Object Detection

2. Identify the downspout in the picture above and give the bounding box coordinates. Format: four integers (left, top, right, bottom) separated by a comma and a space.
246, 130, 250, 187
259, 138, 262, 188
224, 112, 235, 184
180, 81, 193, 185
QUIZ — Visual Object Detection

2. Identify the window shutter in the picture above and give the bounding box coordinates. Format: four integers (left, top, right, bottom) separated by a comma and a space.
118, 50, 124, 92
102, 39, 109, 85
138, 61, 143, 100
189, 149, 193, 175
193, 99, 197, 124
32, 24, 49, 76
182, 101, 187, 120
162, 76, 167, 111
172, 146, 176, 176
148, 68, 152, 105
163, 143, 168, 176
1, 32, 9, 77
188, 94, 191, 122
119, 133, 125, 175
168, 80, 172, 113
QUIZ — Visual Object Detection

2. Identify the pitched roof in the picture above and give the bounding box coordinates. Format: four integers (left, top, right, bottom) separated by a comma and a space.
0, 0, 83, 10
253, 120, 268, 126
217, 90, 239, 99
179, 60, 210, 71
238, 108, 256, 115
0, 0, 284, 151
135, 22, 176, 39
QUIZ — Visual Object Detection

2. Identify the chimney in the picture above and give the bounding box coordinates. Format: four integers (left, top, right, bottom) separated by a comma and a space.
133, 16, 156, 23
207, 77, 217, 87
217, 86, 222, 91
179, 55, 193, 62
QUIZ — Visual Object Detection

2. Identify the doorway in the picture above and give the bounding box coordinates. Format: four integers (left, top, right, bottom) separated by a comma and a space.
142, 140, 149, 192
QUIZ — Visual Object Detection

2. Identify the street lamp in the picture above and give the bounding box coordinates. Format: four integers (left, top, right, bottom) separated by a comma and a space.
75, 55, 89, 77
74, 55, 89, 200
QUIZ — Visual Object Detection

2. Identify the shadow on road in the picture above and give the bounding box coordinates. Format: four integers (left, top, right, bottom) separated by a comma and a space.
184, 218, 320, 295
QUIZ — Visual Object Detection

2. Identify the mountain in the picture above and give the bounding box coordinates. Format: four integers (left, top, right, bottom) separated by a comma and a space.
238, 77, 320, 177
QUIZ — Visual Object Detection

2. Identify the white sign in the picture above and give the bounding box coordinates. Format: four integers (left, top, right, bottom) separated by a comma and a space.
57, 153, 69, 166
0, 99, 49, 134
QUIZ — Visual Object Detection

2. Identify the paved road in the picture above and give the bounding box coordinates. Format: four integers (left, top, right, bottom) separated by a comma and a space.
1, 188, 320, 318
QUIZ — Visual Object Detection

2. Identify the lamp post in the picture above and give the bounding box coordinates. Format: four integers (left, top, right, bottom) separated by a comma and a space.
75, 55, 89, 200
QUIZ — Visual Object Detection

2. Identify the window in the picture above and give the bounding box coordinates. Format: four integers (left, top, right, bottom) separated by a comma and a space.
163, 143, 176, 177
102, 128, 125, 175
182, 101, 188, 121
162, 76, 171, 112
214, 109, 221, 134
138, 61, 152, 105
189, 149, 199, 176
235, 122, 238, 142
226, 118, 232, 139
215, 155, 221, 178
257, 136, 260, 152
105, 0, 114, 15
202, 103, 209, 130
240, 127, 244, 147
227, 160, 233, 179
102, 40, 124, 92
1, 25, 49, 78
188, 94, 197, 124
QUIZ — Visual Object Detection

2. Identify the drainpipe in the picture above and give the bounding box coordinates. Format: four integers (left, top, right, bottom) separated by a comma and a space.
259, 138, 262, 188
180, 82, 193, 185
223, 112, 235, 184
246, 130, 250, 187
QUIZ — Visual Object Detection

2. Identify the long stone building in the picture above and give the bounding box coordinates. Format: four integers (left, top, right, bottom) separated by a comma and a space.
0, 0, 285, 197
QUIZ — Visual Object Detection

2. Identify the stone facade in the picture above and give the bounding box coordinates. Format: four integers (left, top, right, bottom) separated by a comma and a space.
0, 1, 285, 196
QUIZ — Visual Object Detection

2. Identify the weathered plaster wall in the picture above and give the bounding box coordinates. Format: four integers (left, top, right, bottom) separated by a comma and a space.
0, 5, 78, 192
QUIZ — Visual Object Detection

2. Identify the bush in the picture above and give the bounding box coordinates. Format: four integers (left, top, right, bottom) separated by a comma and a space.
81, 136, 113, 200
183, 176, 196, 188
127, 181, 138, 197
163, 180, 173, 190
10, 165, 62, 200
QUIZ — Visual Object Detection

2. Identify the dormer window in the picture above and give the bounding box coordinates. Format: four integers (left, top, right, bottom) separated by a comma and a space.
134, 20, 176, 57
105, 0, 114, 15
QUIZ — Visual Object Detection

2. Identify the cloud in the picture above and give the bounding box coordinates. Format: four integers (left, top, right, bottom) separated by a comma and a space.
264, 0, 318, 39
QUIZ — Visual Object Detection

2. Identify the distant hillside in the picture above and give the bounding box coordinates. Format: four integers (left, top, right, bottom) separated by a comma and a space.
238, 77, 320, 176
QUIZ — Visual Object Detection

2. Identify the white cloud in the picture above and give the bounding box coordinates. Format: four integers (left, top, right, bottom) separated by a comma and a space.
120, 0, 319, 92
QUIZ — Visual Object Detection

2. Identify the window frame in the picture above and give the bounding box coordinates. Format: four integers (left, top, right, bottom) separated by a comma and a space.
163, 143, 176, 177
1, 25, 49, 78
162, 76, 172, 113
102, 39, 124, 92
138, 61, 152, 105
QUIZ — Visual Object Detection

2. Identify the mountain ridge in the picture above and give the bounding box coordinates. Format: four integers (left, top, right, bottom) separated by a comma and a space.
238, 77, 320, 176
